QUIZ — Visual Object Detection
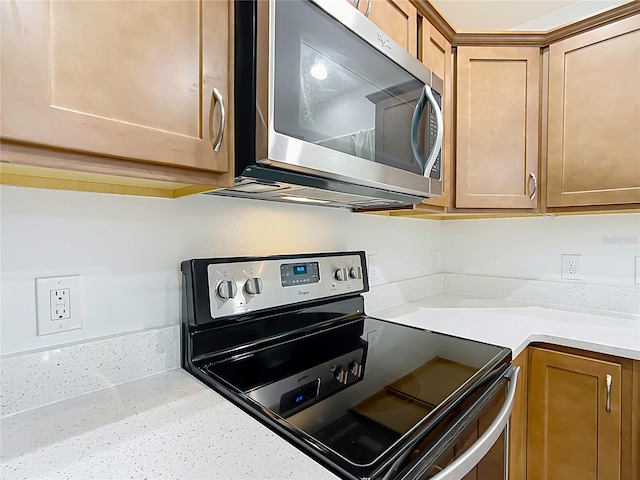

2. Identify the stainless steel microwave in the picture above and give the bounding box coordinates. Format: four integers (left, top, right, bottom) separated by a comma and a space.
209, 0, 444, 210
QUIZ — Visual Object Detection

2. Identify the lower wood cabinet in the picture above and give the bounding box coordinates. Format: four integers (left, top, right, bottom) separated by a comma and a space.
527, 347, 638, 480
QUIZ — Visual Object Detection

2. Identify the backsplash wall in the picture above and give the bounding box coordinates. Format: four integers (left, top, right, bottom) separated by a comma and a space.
441, 214, 640, 287
0, 186, 440, 355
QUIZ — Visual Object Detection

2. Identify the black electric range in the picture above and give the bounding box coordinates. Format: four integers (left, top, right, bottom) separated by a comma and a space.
181, 251, 518, 480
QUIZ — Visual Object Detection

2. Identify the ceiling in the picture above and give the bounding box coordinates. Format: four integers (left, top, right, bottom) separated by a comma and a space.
429, 0, 633, 31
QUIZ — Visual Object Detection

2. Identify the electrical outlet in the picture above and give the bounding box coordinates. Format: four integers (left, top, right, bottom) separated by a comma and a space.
429, 249, 438, 272
35, 275, 84, 335
561, 254, 582, 280
367, 254, 380, 285
635, 257, 640, 285
50, 289, 71, 320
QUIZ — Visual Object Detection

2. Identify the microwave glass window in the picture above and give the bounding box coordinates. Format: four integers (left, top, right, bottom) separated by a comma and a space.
274, 0, 431, 176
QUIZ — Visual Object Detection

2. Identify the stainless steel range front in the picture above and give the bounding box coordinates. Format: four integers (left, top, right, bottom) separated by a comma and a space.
181, 252, 519, 480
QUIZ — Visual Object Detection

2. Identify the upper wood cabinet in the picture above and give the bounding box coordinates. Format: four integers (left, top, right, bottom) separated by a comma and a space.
528, 347, 624, 480
456, 47, 540, 209
1, 0, 232, 175
546, 15, 640, 208
348, 0, 418, 56
420, 18, 453, 209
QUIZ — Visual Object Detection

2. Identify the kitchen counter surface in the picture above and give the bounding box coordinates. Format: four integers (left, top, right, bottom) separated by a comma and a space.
0, 369, 339, 480
2, 293, 638, 479
371, 292, 640, 360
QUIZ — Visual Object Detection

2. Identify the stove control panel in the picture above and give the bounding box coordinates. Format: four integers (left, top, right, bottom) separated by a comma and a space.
206, 252, 367, 319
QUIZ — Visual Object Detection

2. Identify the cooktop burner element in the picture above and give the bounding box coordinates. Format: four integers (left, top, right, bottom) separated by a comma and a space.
181, 252, 515, 480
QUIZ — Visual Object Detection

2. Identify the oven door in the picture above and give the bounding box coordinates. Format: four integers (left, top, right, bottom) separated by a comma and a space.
257, 0, 443, 198
389, 365, 519, 480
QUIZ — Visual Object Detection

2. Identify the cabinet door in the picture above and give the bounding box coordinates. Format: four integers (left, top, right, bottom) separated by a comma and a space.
359, 0, 418, 56
528, 348, 622, 480
420, 20, 452, 209
1, 0, 231, 173
456, 47, 540, 209
547, 15, 640, 207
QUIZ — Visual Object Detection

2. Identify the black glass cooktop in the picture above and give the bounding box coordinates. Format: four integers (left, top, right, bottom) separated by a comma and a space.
202, 317, 510, 471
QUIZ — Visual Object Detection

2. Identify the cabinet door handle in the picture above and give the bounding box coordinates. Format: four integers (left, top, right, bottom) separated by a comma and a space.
411, 84, 443, 179
365, 0, 372, 17
352, 0, 360, 8
606, 374, 612, 413
529, 172, 537, 200
209, 87, 226, 153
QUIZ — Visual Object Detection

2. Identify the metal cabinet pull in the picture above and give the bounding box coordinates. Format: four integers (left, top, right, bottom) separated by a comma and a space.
529, 172, 538, 200
365, 0, 372, 17
352, 0, 359, 7
606, 374, 612, 413
209, 87, 226, 153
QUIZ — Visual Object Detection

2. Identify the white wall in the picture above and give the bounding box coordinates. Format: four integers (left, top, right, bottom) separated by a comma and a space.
0, 186, 440, 355
441, 214, 640, 287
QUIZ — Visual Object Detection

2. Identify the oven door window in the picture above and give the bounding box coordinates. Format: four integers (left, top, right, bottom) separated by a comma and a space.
273, 0, 438, 178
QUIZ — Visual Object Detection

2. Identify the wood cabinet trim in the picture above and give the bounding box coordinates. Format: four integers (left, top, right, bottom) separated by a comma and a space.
1, 141, 233, 187
546, 1, 640, 44
420, 17, 452, 209
412, 1, 640, 47
411, 0, 455, 42
632, 361, 640, 480
453, 32, 547, 47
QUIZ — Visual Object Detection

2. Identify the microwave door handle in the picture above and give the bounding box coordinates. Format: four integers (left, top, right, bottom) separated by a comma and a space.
410, 85, 443, 178
427, 365, 520, 480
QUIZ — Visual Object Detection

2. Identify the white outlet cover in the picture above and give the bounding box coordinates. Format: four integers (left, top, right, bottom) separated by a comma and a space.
561, 254, 582, 281
35, 275, 84, 335
367, 254, 380, 286
635, 257, 640, 285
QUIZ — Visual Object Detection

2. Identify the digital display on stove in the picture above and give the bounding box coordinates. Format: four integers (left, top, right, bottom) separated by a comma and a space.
280, 262, 319, 287
293, 265, 307, 275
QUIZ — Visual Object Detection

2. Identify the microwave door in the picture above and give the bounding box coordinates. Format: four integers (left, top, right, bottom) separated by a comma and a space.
265, 0, 440, 198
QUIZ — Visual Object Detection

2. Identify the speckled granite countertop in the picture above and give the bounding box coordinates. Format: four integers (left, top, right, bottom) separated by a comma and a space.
2, 293, 638, 479
371, 293, 640, 360
0, 369, 338, 480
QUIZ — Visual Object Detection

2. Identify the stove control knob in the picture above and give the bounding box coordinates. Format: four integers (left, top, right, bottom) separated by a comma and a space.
349, 361, 362, 378
334, 268, 347, 282
216, 280, 237, 300
332, 365, 348, 384
244, 277, 264, 296
349, 267, 362, 280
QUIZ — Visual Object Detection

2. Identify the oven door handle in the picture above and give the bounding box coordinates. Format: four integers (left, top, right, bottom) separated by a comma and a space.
428, 365, 520, 480
410, 84, 443, 179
